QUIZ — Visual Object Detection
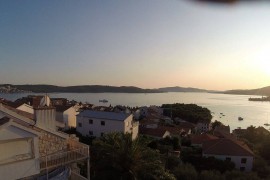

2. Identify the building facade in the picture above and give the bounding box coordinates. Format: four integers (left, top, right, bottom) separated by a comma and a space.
77, 110, 139, 140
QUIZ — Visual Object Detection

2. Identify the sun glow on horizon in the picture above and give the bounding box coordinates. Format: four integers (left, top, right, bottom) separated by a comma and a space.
253, 51, 270, 77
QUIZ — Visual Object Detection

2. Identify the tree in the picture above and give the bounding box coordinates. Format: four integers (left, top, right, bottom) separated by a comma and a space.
199, 170, 224, 180
173, 163, 198, 180
211, 120, 223, 130
91, 132, 176, 180
224, 170, 261, 180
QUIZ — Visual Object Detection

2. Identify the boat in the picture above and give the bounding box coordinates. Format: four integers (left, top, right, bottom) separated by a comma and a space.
99, 99, 108, 103
238, 117, 244, 121
264, 123, 270, 126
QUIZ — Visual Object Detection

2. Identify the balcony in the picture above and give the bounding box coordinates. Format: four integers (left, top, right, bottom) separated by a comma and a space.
40, 139, 89, 170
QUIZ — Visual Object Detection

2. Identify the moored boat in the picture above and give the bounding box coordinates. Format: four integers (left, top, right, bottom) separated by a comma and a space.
238, 117, 244, 121
99, 99, 108, 103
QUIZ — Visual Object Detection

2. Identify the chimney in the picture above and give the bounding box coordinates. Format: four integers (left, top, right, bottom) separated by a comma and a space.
34, 95, 56, 131
34, 106, 56, 131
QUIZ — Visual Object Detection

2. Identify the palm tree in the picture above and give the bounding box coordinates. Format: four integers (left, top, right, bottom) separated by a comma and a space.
91, 132, 175, 180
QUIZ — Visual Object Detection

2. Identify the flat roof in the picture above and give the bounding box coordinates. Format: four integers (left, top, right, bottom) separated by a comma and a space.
77, 110, 131, 121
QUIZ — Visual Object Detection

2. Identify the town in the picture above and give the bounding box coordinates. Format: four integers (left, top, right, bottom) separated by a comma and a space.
1, 94, 269, 180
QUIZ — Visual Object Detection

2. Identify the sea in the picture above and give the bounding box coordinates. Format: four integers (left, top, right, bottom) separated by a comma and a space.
1, 92, 270, 131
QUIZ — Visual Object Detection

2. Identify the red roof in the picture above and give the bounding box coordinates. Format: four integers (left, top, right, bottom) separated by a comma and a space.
203, 138, 254, 156
191, 133, 218, 144
140, 127, 169, 138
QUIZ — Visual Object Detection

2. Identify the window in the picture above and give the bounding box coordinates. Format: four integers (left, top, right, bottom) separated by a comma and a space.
240, 167, 245, 171
89, 131, 93, 135
241, 158, 247, 164
89, 119, 93, 124
101, 121, 105, 126
225, 157, 231, 161
101, 132, 104, 137
78, 123, 82, 127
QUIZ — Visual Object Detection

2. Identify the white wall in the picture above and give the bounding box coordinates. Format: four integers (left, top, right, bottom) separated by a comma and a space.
63, 107, 77, 128
0, 126, 40, 180
77, 116, 125, 137
203, 154, 253, 171
77, 114, 136, 138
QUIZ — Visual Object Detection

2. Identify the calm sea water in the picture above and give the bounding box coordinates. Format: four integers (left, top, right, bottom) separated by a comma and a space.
1, 92, 270, 131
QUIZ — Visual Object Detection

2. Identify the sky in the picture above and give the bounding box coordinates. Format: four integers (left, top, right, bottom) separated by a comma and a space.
1, 0, 270, 91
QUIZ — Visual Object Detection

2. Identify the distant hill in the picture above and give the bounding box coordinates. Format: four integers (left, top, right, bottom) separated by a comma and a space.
224, 86, 270, 96
158, 86, 209, 92
0, 84, 163, 93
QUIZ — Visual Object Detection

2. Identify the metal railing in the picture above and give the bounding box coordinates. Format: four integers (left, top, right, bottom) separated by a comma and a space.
40, 140, 89, 170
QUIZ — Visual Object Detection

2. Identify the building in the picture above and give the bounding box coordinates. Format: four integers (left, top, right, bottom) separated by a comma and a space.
140, 127, 171, 139
51, 98, 68, 106
55, 105, 77, 129
0, 96, 90, 180
196, 122, 211, 133
191, 133, 218, 147
202, 138, 254, 171
232, 128, 247, 139
77, 110, 139, 140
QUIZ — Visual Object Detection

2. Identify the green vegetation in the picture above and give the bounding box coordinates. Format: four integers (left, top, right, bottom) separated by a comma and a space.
238, 126, 270, 179
83, 131, 266, 179
162, 103, 212, 124
90, 132, 176, 180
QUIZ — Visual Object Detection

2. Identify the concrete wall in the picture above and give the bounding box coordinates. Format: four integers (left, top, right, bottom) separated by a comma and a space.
0, 126, 40, 180
0, 158, 40, 180
203, 154, 253, 171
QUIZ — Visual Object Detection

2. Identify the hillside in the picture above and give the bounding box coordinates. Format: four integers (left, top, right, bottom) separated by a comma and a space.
158, 86, 209, 92
0, 84, 162, 93
224, 86, 270, 96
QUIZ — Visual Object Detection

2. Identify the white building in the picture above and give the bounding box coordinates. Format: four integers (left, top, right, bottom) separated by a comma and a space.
0, 96, 90, 180
55, 105, 78, 129
202, 138, 254, 171
77, 110, 139, 140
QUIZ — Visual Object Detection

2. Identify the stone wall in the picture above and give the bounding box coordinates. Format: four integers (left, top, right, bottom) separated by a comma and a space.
38, 130, 68, 156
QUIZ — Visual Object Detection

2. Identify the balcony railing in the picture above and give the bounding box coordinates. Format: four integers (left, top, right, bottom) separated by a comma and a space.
40, 140, 89, 170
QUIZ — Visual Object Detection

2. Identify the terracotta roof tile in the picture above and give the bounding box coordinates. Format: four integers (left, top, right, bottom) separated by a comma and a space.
140, 127, 169, 138
191, 133, 218, 144
203, 138, 254, 156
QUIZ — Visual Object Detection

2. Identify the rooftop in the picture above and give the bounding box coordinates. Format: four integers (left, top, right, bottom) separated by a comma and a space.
202, 138, 254, 156
191, 133, 218, 145
78, 110, 131, 121
140, 127, 169, 138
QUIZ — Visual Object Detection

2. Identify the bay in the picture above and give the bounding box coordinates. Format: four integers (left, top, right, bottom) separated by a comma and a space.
1, 92, 270, 131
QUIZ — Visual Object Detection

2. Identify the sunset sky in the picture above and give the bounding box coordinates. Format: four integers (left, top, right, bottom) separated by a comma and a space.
1, 0, 270, 90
